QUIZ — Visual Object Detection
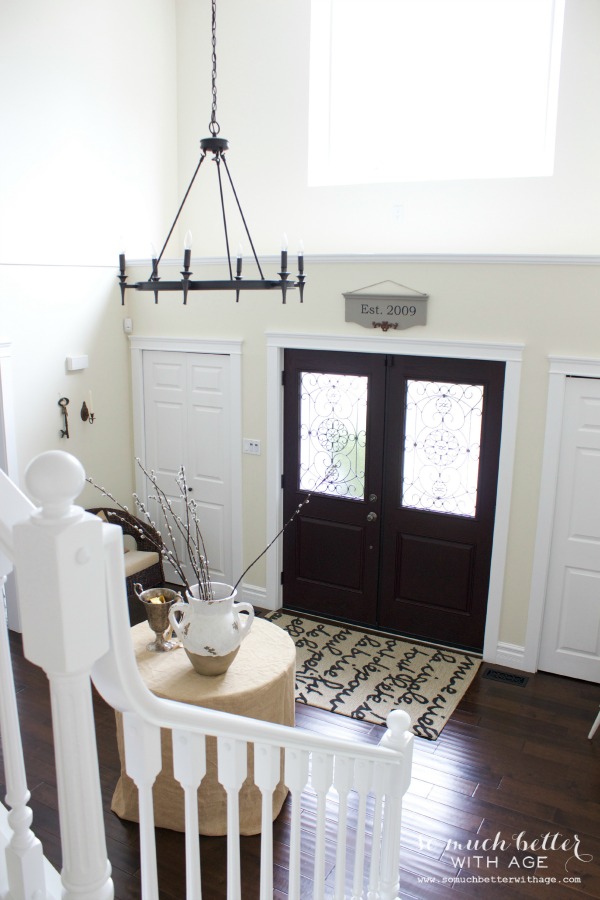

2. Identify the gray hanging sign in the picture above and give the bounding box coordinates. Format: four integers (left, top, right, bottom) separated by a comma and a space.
344, 280, 428, 331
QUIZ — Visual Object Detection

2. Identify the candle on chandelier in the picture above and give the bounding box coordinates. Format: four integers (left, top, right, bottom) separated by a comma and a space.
298, 240, 304, 275
183, 230, 193, 269
236, 244, 243, 276
280, 233, 288, 273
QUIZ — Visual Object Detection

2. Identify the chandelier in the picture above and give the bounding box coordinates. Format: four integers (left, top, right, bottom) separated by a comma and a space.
118, 0, 305, 305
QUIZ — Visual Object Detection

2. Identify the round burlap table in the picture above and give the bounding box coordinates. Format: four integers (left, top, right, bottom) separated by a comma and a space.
111, 616, 295, 835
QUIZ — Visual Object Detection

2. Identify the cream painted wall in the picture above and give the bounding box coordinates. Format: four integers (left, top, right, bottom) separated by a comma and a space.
172, 0, 600, 257
126, 256, 600, 650
0, 0, 178, 509
2, 0, 600, 659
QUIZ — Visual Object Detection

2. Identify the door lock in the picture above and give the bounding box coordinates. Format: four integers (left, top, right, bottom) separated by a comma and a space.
366, 511, 378, 522
369, 493, 378, 503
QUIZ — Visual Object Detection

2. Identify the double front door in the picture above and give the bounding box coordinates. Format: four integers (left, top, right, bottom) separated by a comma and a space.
282, 349, 505, 651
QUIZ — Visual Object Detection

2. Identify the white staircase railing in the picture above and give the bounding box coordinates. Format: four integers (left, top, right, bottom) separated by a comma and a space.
1, 450, 414, 899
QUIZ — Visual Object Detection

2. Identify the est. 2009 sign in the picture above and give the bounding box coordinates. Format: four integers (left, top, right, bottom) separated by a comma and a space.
344, 281, 428, 332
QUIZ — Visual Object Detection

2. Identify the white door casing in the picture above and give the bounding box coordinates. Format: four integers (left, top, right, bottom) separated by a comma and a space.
130, 337, 243, 593
527, 357, 600, 674
0, 341, 20, 631
534, 374, 600, 680
266, 332, 523, 668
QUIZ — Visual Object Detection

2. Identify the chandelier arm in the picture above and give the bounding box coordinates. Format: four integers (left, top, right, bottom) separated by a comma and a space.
215, 154, 233, 280
149, 152, 207, 279
221, 154, 266, 280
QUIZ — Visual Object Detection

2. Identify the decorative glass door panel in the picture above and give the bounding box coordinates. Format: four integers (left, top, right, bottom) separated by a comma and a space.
402, 380, 484, 517
283, 350, 387, 625
299, 371, 368, 500
284, 350, 505, 651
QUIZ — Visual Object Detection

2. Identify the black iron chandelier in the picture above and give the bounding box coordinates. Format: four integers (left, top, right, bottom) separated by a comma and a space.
118, 0, 305, 305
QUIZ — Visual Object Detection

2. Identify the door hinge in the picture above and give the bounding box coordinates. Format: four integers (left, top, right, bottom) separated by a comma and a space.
280, 570, 284, 585
281, 473, 285, 489
281, 370, 285, 386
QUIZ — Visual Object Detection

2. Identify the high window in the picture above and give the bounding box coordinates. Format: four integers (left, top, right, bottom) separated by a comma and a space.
309, 0, 565, 185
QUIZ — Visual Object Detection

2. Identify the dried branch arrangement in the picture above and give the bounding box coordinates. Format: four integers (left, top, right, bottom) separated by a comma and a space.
88, 459, 334, 600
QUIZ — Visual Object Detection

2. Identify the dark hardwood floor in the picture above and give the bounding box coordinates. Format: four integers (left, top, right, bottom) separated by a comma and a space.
2, 628, 600, 899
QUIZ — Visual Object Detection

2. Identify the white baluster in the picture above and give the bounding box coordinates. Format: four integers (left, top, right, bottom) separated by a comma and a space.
378, 710, 413, 900
217, 736, 247, 900
172, 729, 207, 900
13, 451, 113, 900
351, 757, 373, 900
123, 713, 162, 900
0, 576, 47, 900
367, 761, 386, 899
310, 751, 334, 900
332, 753, 353, 900
284, 746, 309, 900
254, 742, 280, 900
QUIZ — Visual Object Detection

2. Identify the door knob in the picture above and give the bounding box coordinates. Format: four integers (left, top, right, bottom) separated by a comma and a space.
367, 511, 377, 522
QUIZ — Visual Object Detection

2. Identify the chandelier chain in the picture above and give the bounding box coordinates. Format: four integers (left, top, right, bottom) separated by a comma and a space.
209, 0, 220, 136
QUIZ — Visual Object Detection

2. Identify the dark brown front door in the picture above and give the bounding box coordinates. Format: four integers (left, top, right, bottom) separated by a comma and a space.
377, 355, 505, 649
282, 349, 505, 651
282, 349, 386, 624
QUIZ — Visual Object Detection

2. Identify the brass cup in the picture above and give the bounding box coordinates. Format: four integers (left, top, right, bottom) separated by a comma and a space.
134, 585, 182, 651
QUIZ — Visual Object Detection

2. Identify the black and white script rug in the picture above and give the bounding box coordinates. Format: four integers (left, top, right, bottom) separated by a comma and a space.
266, 612, 481, 740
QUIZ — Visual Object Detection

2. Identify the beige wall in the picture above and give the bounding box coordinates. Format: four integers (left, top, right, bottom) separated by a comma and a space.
127, 255, 600, 651
2, 1, 600, 658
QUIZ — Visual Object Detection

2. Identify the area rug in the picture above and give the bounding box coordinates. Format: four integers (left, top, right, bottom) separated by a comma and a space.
265, 611, 481, 741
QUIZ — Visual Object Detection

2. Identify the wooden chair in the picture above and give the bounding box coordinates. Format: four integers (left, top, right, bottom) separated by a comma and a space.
87, 507, 165, 625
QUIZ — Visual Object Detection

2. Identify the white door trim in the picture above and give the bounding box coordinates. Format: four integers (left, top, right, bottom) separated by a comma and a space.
0, 340, 20, 630
266, 332, 523, 664
526, 356, 600, 672
129, 336, 244, 589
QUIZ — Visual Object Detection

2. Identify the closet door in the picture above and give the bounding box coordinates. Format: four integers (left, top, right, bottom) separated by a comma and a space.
538, 376, 600, 680
143, 350, 232, 586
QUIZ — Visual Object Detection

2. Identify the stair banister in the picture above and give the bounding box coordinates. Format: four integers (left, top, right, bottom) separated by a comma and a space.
12, 451, 114, 900
0, 468, 50, 898
92, 517, 412, 765
5, 450, 414, 898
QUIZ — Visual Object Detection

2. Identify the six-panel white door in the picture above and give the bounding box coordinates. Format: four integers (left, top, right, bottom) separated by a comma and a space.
142, 350, 232, 586
539, 376, 600, 680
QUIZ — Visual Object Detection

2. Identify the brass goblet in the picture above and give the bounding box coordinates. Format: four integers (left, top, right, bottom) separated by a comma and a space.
134, 585, 182, 651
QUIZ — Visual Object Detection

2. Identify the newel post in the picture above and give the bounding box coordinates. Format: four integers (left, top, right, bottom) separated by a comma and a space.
13, 451, 114, 900
378, 709, 413, 900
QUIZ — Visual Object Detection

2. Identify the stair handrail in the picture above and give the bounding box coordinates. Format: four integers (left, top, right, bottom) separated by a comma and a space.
11, 449, 413, 900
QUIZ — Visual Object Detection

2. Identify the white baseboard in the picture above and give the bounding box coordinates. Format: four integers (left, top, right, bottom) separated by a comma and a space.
490, 641, 531, 671
240, 583, 272, 609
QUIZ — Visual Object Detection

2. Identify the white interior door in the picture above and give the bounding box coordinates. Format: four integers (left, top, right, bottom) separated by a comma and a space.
143, 350, 232, 587
538, 376, 600, 680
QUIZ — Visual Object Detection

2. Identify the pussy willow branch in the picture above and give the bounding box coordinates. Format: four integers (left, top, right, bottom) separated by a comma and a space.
232, 465, 336, 594
85, 477, 191, 588
89, 461, 337, 602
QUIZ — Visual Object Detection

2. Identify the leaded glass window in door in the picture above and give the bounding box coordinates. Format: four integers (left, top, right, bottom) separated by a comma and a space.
299, 371, 368, 500
402, 380, 484, 517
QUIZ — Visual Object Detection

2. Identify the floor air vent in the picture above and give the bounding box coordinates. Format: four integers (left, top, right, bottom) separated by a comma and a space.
483, 667, 529, 687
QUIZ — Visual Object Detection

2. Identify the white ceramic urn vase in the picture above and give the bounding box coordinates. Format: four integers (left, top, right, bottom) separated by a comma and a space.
168, 582, 254, 675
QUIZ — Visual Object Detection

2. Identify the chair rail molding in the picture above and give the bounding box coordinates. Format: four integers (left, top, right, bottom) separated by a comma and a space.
265, 331, 523, 666
525, 356, 600, 672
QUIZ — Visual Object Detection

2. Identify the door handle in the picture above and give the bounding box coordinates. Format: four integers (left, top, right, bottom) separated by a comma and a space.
366, 511, 377, 522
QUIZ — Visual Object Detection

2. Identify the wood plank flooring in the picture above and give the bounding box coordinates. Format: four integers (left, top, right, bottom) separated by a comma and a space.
2, 628, 600, 898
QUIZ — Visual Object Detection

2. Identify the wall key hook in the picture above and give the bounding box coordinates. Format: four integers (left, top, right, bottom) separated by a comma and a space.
58, 397, 70, 438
